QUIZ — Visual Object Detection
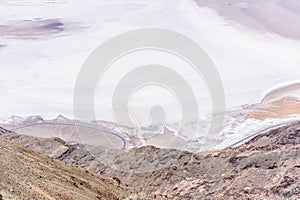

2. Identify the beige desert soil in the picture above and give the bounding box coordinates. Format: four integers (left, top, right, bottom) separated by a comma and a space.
246, 98, 300, 120
0, 135, 133, 199
3, 122, 300, 199
5, 123, 126, 149
230, 83, 300, 120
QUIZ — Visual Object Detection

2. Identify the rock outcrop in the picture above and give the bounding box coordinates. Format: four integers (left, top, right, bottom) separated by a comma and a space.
2, 121, 300, 199
0, 134, 133, 199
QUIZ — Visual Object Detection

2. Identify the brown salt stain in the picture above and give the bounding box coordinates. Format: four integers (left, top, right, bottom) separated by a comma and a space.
246, 98, 300, 120
230, 83, 300, 120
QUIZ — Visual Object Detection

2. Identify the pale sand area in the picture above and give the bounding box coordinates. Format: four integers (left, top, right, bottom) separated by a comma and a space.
1, 123, 126, 149
142, 127, 188, 150
246, 98, 300, 120
231, 83, 300, 120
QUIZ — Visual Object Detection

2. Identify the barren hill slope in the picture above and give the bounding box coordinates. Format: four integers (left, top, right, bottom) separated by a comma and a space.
2, 122, 300, 199
0, 135, 132, 199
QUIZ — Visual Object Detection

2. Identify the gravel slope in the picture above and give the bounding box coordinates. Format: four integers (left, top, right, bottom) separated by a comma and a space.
0, 133, 133, 199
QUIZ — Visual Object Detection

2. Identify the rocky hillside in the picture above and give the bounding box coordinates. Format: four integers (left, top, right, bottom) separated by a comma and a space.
2, 122, 300, 199
0, 133, 133, 199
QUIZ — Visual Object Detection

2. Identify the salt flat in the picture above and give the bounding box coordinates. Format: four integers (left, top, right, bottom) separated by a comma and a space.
0, 0, 299, 150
